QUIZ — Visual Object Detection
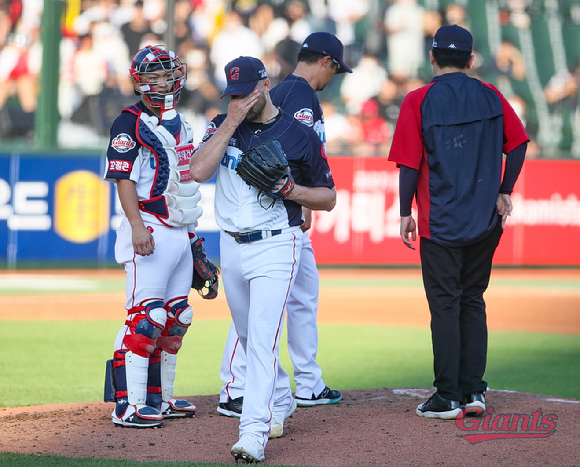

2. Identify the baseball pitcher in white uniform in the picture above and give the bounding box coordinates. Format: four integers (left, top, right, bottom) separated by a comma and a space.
217, 33, 352, 416
189, 56, 336, 464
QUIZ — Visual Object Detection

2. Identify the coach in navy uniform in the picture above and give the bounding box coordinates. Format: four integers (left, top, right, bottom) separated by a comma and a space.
388, 25, 529, 419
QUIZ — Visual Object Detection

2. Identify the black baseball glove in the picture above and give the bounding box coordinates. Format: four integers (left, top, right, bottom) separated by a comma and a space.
190, 236, 219, 300
235, 139, 295, 200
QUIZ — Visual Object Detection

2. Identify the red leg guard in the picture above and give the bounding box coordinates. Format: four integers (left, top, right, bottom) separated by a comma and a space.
124, 332, 157, 358
157, 334, 184, 354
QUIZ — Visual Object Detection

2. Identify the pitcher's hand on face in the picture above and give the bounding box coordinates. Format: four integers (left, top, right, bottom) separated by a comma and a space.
132, 224, 155, 256
400, 215, 417, 250
228, 88, 260, 125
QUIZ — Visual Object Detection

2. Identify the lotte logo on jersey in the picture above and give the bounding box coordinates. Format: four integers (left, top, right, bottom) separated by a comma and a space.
294, 109, 314, 127
111, 133, 136, 153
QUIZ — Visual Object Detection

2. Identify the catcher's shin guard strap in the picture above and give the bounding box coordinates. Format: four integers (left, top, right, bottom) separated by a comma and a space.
123, 301, 167, 357
111, 350, 128, 400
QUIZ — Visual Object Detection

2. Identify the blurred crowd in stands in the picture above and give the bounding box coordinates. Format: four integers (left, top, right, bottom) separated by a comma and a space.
0, 0, 579, 158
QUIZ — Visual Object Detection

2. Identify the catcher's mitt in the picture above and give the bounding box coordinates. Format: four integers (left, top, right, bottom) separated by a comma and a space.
190, 236, 219, 300
235, 139, 295, 201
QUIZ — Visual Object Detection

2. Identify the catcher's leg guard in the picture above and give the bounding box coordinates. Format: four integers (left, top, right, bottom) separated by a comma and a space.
157, 298, 192, 354
111, 300, 168, 428
111, 350, 164, 428
123, 300, 167, 357
155, 298, 196, 418
159, 350, 196, 418
146, 349, 163, 412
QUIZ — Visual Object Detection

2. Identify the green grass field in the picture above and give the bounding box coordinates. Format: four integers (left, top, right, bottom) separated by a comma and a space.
1, 319, 579, 408
1, 320, 579, 467
1, 270, 579, 466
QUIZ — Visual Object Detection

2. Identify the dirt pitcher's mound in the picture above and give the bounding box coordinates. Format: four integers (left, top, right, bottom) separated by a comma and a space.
1, 388, 578, 466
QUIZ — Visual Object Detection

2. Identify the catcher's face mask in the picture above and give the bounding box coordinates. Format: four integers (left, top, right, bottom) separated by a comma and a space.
131, 45, 187, 110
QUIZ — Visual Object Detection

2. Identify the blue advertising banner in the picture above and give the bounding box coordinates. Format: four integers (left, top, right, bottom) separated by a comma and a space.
0, 153, 219, 266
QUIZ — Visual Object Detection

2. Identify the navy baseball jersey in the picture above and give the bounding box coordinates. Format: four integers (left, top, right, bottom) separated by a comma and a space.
388, 72, 529, 246
270, 74, 326, 147
197, 109, 334, 232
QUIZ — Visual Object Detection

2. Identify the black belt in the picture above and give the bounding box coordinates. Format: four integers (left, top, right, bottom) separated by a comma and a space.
226, 229, 283, 244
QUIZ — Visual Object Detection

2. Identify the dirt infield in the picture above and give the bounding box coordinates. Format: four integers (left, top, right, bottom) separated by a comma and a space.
1, 389, 579, 466
1, 268, 579, 465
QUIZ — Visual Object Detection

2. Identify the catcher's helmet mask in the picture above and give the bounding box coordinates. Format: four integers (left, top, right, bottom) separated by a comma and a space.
131, 45, 187, 110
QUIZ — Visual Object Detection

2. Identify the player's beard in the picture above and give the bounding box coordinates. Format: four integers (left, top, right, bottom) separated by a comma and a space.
245, 91, 267, 122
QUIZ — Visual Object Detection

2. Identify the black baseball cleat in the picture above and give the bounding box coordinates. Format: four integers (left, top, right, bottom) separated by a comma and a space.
217, 396, 243, 418
463, 392, 486, 415
416, 392, 462, 420
295, 386, 342, 407
112, 403, 164, 428
162, 399, 197, 418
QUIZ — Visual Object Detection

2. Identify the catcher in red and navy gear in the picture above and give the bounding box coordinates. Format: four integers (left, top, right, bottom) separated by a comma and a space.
103, 45, 217, 429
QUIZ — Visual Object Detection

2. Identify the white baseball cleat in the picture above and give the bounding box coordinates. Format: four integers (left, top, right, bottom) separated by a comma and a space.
231, 435, 265, 464
269, 397, 297, 438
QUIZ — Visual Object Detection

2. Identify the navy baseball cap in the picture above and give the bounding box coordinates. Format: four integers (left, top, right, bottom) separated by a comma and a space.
300, 32, 352, 74
221, 56, 268, 98
432, 25, 473, 52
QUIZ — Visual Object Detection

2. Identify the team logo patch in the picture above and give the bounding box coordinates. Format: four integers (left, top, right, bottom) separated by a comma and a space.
229, 67, 240, 81
111, 133, 136, 153
202, 122, 217, 142
108, 160, 132, 173
294, 108, 314, 127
